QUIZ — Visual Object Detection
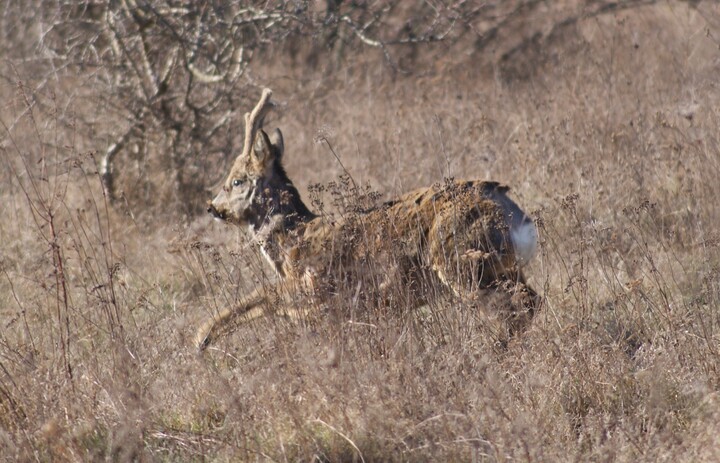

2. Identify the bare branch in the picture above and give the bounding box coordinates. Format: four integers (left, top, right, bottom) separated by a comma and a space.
187, 64, 226, 84
100, 126, 132, 201
339, 16, 384, 48
29, 0, 493, 217
206, 109, 237, 140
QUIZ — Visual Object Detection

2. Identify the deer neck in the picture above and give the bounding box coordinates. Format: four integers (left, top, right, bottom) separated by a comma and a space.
249, 180, 316, 277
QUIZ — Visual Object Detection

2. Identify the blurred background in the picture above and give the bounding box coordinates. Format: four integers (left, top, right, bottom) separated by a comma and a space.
2, 1, 720, 461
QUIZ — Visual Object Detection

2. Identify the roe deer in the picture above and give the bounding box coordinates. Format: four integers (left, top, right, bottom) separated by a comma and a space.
196, 88, 540, 350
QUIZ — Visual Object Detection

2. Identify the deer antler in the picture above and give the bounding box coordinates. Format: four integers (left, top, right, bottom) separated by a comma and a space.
241, 88, 273, 158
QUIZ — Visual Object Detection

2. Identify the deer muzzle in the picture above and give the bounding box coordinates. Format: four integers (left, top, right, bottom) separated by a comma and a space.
207, 200, 226, 220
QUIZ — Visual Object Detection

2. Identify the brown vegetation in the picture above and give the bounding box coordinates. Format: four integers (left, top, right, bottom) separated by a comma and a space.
196, 88, 539, 351
2, 1, 720, 461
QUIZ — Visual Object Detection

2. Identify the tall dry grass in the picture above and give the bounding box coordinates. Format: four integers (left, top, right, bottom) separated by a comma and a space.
1, 1, 720, 461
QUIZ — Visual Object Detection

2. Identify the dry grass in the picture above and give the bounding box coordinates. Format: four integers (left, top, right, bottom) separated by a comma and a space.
2, 1, 720, 461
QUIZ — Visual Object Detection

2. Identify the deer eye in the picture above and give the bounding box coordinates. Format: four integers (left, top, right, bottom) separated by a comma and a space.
232, 179, 243, 187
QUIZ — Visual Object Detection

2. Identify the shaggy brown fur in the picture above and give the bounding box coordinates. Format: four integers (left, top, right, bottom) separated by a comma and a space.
197, 89, 539, 350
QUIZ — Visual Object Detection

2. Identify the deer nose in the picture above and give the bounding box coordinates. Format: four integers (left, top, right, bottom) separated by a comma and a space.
207, 201, 226, 220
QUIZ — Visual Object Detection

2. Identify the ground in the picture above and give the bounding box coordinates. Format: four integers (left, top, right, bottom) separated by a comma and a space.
1, 1, 720, 461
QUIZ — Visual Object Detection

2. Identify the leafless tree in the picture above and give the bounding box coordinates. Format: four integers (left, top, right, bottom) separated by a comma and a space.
1, 0, 657, 217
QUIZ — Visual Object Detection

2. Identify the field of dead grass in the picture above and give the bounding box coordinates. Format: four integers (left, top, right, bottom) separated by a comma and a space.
2, 1, 720, 461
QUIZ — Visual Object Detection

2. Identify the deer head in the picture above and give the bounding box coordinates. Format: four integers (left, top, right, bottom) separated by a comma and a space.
208, 88, 314, 231
208, 88, 284, 225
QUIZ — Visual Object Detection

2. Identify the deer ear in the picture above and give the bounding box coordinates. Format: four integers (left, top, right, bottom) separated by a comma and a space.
252, 129, 273, 166
269, 128, 284, 159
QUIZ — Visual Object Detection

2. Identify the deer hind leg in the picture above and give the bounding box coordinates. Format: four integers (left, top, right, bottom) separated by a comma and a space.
428, 218, 538, 337
435, 259, 539, 339
427, 205, 507, 296
496, 270, 540, 337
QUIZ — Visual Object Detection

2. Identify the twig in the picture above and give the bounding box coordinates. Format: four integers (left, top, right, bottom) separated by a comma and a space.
310, 419, 366, 463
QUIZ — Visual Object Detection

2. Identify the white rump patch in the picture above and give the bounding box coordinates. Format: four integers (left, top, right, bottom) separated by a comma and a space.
511, 220, 538, 267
